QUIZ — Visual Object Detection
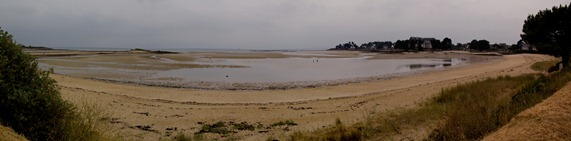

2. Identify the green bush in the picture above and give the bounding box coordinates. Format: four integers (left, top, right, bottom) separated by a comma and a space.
0, 28, 108, 141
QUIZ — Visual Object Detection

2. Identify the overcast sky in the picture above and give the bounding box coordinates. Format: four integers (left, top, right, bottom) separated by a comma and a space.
1, 0, 569, 50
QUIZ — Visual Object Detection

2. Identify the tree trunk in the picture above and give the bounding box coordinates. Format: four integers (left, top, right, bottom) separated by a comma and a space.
562, 53, 569, 68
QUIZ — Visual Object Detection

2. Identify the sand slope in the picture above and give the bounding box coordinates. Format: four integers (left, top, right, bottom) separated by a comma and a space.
0, 125, 28, 141
54, 54, 554, 140
483, 82, 571, 141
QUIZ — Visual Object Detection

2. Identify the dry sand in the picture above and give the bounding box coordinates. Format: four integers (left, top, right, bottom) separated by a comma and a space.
483, 82, 571, 141
54, 53, 554, 140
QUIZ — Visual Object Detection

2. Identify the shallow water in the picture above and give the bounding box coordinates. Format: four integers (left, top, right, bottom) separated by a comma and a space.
39, 54, 464, 84
152, 57, 463, 83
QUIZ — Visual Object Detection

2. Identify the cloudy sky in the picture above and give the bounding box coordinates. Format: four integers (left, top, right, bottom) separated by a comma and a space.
1, 0, 569, 50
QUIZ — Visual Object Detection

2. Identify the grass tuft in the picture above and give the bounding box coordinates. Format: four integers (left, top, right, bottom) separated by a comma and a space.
270, 120, 298, 127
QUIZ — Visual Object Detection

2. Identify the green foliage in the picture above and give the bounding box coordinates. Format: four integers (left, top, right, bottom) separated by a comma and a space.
442, 37, 453, 50
0, 27, 71, 140
469, 39, 491, 51
199, 121, 233, 134
531, 60, 560, 71
522, 3, 571, 67
196, 121, 260, 135
0, 28, 110, 141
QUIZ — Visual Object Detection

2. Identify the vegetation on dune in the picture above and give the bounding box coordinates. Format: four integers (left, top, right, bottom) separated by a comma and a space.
289, 67, 571, 141
431, 68, 571, 140
0, 28, 112, 141
531, 60, 560, 71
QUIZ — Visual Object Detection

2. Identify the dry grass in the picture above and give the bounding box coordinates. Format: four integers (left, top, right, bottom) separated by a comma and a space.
430, 69, 571, 140
0, 125, 28, 141
484, 79, 571, 140
289, 69, 571, 141
288, 99, 447, 141
530, 60, 560, 71
63, 100, 120, 141
428, 75, 537, 140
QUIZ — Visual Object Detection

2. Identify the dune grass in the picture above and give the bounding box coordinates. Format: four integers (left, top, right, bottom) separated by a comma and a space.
289, 69, 571, 141
64, 101, 118, 141
531, 60, 560, 71
430, 69, 571, 140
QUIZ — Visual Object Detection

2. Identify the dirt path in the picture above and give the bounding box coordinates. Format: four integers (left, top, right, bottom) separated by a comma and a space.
483, 82, 571, 141
56, 54, 553, 140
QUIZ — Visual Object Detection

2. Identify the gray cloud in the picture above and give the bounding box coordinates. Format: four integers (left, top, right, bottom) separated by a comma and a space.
1, 0, 569, 49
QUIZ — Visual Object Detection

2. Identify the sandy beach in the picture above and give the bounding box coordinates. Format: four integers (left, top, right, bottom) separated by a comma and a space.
45, 50, 554, 140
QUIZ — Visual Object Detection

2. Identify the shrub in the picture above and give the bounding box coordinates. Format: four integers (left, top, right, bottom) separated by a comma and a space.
0, 28, 108, 140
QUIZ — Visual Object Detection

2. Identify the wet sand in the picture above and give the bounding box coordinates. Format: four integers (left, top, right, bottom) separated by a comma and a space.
51, 51, 554, 140
41, 51, 498, 90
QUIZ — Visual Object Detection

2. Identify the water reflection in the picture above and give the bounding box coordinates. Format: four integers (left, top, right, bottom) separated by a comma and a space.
408, 63, 452, 70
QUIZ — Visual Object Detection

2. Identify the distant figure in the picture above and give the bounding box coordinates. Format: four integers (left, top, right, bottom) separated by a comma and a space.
316, 59, 319, 62
548, 62, 562, 73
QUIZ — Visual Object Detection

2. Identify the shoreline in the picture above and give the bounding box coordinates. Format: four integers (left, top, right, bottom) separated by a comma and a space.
53, 53, 554, 140
39, 49, 502, 91
66, 60, 474, 91
52, 54, 538, 105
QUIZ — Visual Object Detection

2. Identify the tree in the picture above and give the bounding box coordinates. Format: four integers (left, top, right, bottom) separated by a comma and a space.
469, 39, 490, 51
516, 40, 526, 49
509, 44, 521, 51
442, 37, 452, 50
521, 3, 571, 67
333, 42, 359, 50
470, 40, 478, 51
430, 39, 442, 50
395, 40, 410, 51
477, 40, 490, 51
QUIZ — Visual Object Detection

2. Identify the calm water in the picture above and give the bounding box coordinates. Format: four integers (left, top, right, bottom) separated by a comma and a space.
151, 57, 463, 83
40, 54, 464, 83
